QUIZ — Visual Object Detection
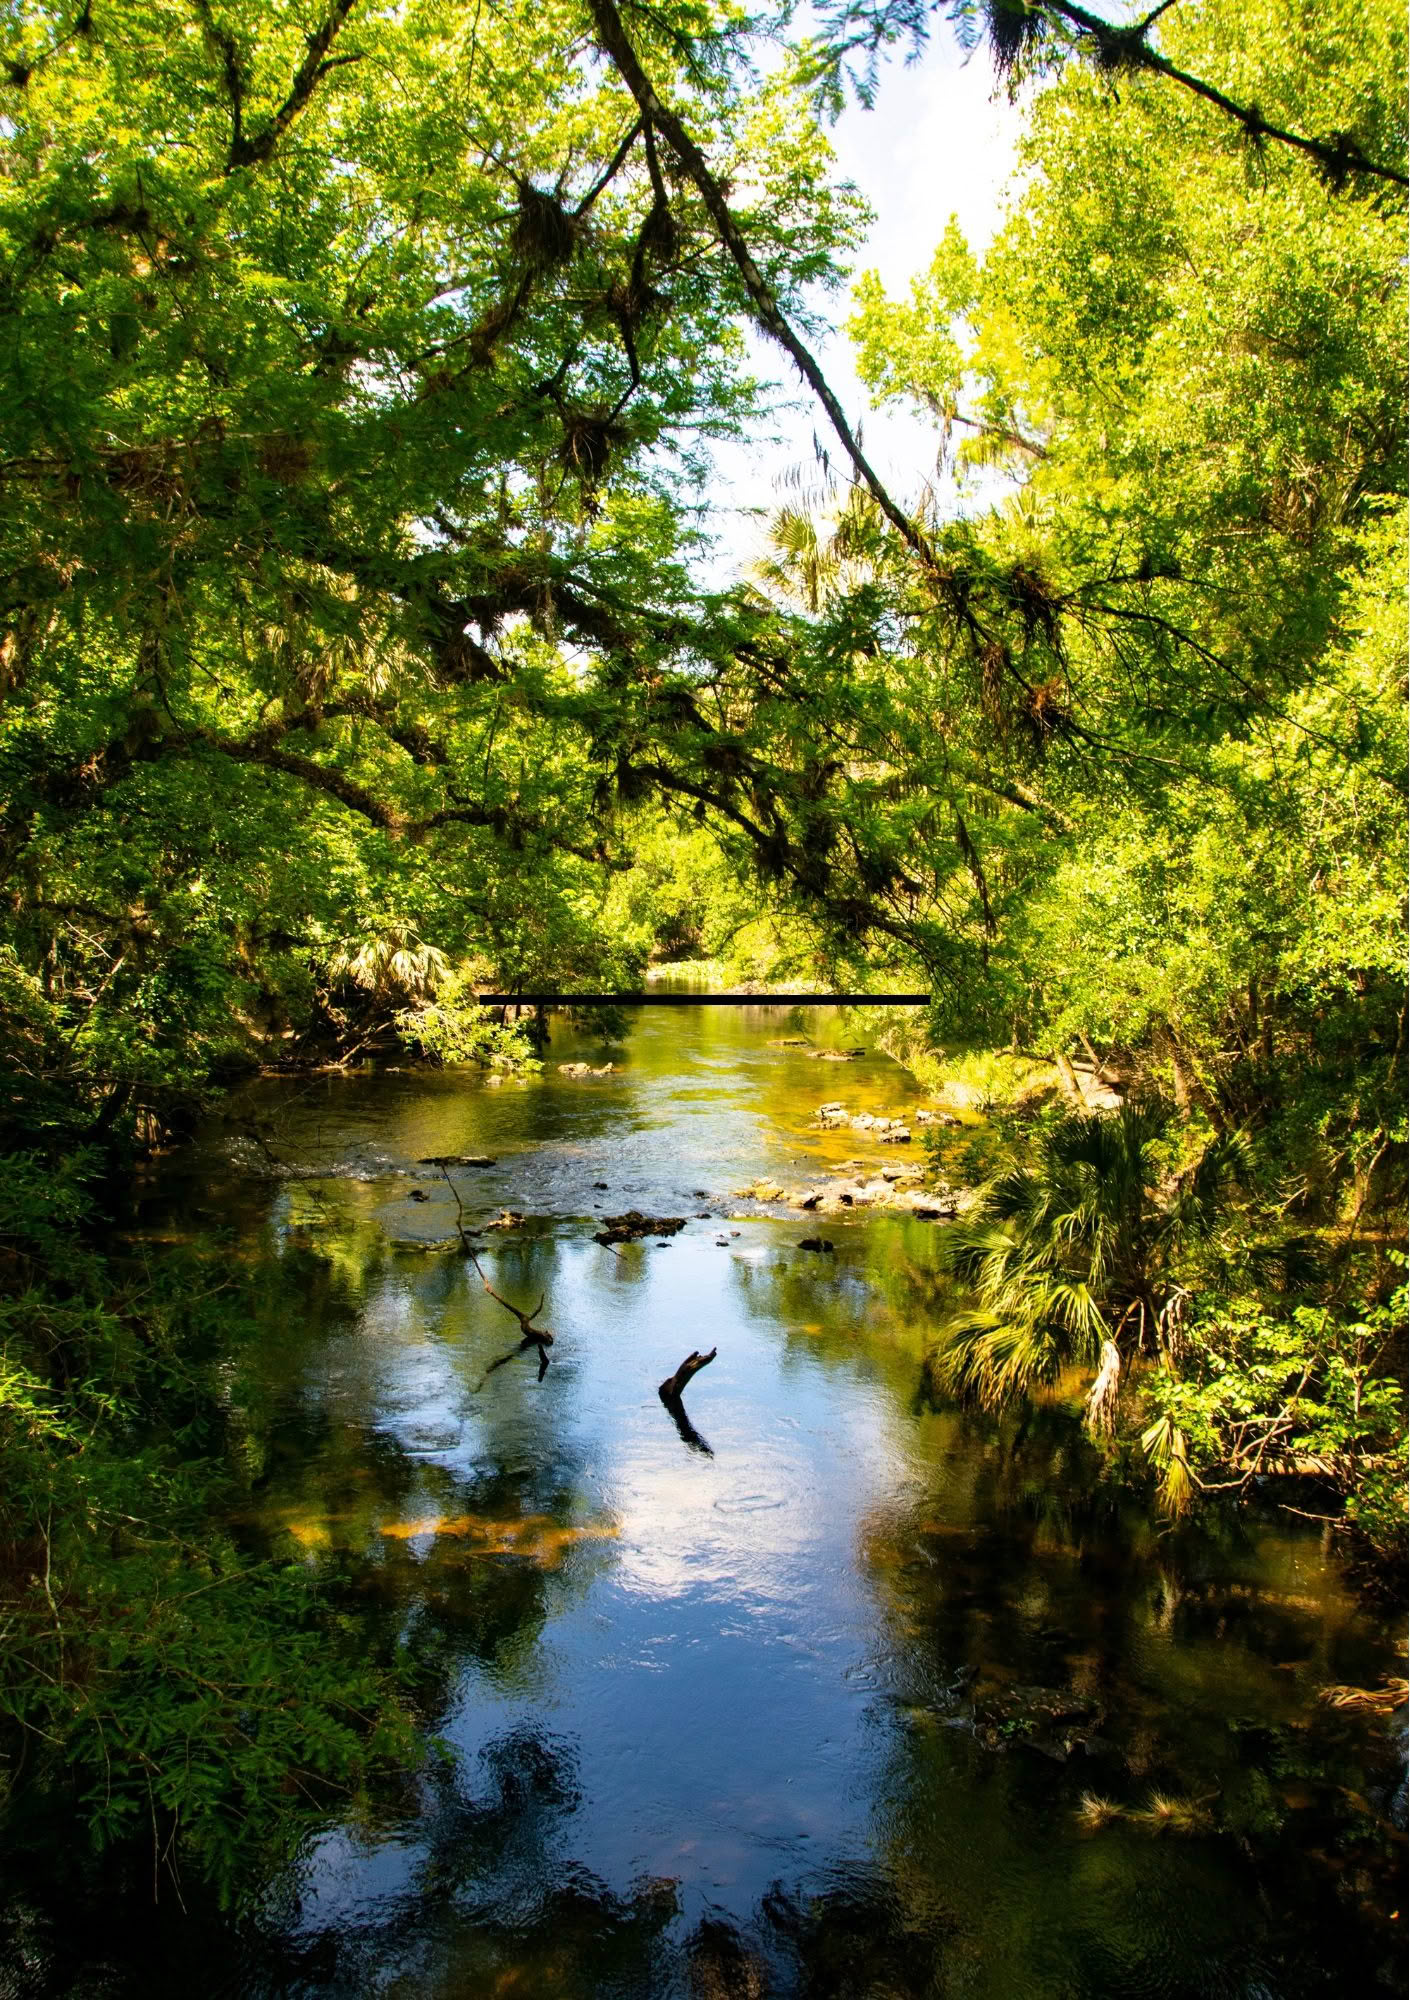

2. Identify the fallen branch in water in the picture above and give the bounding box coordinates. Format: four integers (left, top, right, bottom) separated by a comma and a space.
662, 1392, 713, 1455
466, 1245, 555, 1388
659, 1347, 716, 1402
426, 1158, 478, 1252
424, 1155, 555, 1374
466, 1248, 552, 1347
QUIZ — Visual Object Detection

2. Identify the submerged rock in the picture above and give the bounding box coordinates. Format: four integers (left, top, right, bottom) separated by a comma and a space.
972, 1682, 1103, 1758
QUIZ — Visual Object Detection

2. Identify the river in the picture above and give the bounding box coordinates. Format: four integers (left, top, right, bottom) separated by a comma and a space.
31, 1004, 1410, 1995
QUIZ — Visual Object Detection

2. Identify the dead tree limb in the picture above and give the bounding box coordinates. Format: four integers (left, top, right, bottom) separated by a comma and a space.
467, 1249, 553, 1346
466, 1242, 554, 1389
429, 1154, 555, 1356
659, 1347, 716, 1402
426, 1158, 478, 1252
586, 0, 944, 581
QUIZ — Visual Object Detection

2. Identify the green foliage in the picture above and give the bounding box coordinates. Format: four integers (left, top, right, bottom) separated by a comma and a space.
1141, 1287, 1408, 1553
0, 0, 868, 1134
829, 0, 1406, 1157
0, 0, 1404, 1915
394, 970, 541, 1068
0, 1158, 421, 1902
780, 0, 1408, 1552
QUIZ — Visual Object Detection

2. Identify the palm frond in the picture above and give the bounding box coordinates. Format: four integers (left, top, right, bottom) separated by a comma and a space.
934, 1095, 1226, 1429
1140, 1411, 1194, 1515
931, 1308, 1059, 1406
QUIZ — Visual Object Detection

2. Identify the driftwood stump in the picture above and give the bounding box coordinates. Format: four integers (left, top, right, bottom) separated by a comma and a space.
658, 1348, 717, 1454
659, 1348, 716, 1402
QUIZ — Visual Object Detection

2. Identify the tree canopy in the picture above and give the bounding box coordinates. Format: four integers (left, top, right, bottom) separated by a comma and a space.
2, 0, 1402, 1140
1, 0, 872, 1128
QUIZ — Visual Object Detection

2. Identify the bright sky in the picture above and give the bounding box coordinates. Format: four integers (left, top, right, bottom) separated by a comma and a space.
699, 34, 1025, 583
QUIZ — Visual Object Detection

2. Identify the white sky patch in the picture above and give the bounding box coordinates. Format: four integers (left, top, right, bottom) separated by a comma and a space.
698, 37, 1024, 584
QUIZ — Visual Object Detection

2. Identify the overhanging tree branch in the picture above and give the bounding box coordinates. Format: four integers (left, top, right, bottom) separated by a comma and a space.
226, 0, 362, 171
586, 0, 950, 584
820, 0, 1406, 188
1044, 0, 1408, 190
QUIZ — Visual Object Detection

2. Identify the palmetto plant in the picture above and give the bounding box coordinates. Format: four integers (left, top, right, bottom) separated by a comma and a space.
934, 1097, 1236, 1431
325, 924, 450, 1007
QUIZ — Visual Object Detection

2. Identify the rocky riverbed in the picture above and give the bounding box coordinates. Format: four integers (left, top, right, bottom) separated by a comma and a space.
729, 1099, 975, 1219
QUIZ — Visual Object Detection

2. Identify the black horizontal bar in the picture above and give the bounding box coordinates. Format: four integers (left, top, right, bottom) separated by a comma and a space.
475, 992, 931, 1007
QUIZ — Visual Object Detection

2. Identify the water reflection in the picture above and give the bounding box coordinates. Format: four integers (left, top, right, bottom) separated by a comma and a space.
477, 1332, 553, 1387
661, 1392, 714, 1457
856, 1407, 1405, 1996
34, 1005, 1402, 1996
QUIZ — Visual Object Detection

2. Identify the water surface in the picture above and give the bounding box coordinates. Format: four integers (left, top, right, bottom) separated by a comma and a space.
51, 1007, 1410, 1994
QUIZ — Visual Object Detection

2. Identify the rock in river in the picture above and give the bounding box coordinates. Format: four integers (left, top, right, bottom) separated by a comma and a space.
972, 1681, 1103, 1759
593, 1211, 687, 1246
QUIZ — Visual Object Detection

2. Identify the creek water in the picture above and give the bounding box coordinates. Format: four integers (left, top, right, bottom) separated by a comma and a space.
31, 1006, 1410, 1995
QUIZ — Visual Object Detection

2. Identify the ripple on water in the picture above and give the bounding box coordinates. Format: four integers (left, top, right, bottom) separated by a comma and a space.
393, 1422, 463, 1455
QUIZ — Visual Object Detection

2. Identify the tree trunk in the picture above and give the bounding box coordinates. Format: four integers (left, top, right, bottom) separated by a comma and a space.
1159, 1023, 1227, 1135
1052, 1051, 1084, 1108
